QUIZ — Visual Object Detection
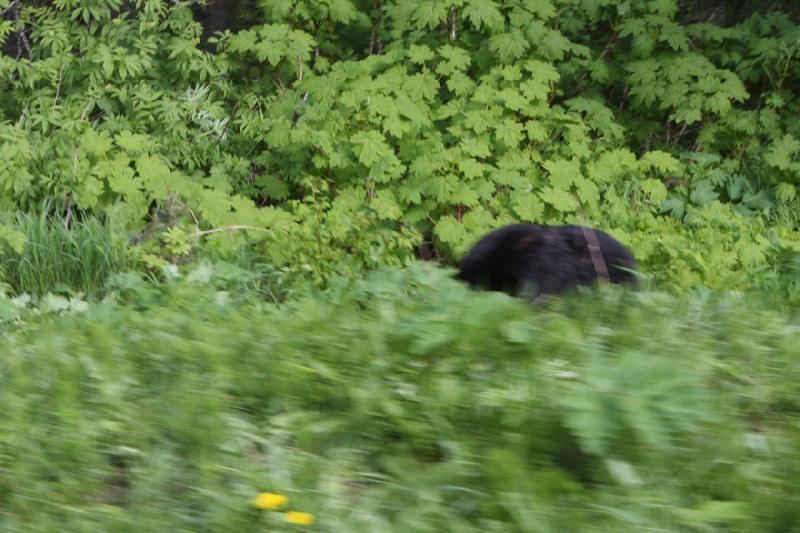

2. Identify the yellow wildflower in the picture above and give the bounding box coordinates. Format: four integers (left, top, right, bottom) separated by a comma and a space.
285, 511, 315, 526
252, 492, 288, 510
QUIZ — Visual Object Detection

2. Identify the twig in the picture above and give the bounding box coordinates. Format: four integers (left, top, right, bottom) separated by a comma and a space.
80, 99, 94, 121
677, 121, 689, 138
53, 64, 64, 110
618, 83, 629, 111
189, 225, 271, 239
188, 208, 201, 234
369, 0, 383, 54
9, 0, 32, 60
274, 71, 287, 92
2, 0, 20, 17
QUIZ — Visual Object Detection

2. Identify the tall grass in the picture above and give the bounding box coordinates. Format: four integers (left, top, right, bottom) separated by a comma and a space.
0, 212, 132, 297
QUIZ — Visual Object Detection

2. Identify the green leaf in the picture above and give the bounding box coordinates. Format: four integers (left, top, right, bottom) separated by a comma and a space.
257, 175, 290, 200
0, 225, 26, 254
461, 137, 492, 158
395, 93, 431, 127
136, 155, 172, 198
525, 121, 548, 141
642, 179, 668, 204
522, 0, 557, 19
488, 30, 530, 62
327, 0, 358, 23
539, 186, 578, 212
437, 45, 471, 76
513, 195, 544, 221
434, 215, 466, 246
74, 176, 103, 209
671, 103, 702, 125
463, 109, 495, 134
446, 72, 477, 96
198, 188, 232, 225
80, 130, 113, 156
494, 120, 524, 147
661, 196, 685, 218
588, 149, 638, 182
543, 159, 583, 189
523, 59, 560, 82
463, 0, 504, 31
451, 185, 480, 206
539, 28, 572, 61
764, 134, 800, 171
649, 0, 678, 17
659, 21, 689, 51
371, 190, 403, 220
351, 131, 391, 167
102, 157, 142, 198
491, 169, 525, 187
403, 72, 439, 101
690, 180, 719, 206
500, 65, 522, 82
574, 178, 600, 205
285, 29, 317, 62
498, 89, 528, 111
425, 174, 458, 202
457, 158, 487, 179
115, 131, 151, 153
640, 151, 681, 174
412, 1, 449, 30
408, 44, 434, 64
520, 78, 549, 102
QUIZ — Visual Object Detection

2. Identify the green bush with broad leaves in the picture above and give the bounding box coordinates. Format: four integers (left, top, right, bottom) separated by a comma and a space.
0, 0, 799, 295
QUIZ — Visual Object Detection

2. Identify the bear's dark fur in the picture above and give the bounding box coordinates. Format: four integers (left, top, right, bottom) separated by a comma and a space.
457, 224, 637, 298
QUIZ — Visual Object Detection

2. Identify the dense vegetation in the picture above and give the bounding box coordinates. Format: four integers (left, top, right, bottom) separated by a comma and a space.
1, 0, 799, 530
1, 0, 799, 297
1, 265, 799, 531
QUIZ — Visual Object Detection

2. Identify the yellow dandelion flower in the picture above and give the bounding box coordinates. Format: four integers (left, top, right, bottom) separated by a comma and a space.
252, 492, 288, 510
285, 511, 315, 526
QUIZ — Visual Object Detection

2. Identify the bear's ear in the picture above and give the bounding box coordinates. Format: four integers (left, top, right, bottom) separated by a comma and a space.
514, 232, 538, 250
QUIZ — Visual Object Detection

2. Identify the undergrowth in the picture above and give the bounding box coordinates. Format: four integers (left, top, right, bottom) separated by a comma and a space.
1, 263, 798, 531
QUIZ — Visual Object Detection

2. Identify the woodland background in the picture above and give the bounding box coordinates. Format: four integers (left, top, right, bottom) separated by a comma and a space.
0, 1, 799, 530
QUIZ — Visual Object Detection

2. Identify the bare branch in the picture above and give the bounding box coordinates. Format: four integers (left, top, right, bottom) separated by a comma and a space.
190, 225, 271, 239
53, 64, 64, 110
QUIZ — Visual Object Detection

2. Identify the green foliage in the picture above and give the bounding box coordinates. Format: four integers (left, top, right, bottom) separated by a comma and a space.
1, 263, 800, 530
1, 1, 799, 292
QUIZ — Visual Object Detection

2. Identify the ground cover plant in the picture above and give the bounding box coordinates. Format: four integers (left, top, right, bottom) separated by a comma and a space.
1, 264, 799, 531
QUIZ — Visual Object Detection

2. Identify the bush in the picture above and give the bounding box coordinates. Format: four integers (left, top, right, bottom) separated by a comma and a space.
1, 1, 799, 292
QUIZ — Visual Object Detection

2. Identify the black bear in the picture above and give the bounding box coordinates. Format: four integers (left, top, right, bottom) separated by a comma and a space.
457, 224, 637, 299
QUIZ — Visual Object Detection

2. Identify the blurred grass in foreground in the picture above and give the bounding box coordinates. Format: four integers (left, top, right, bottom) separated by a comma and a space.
0, 263, 798, 531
